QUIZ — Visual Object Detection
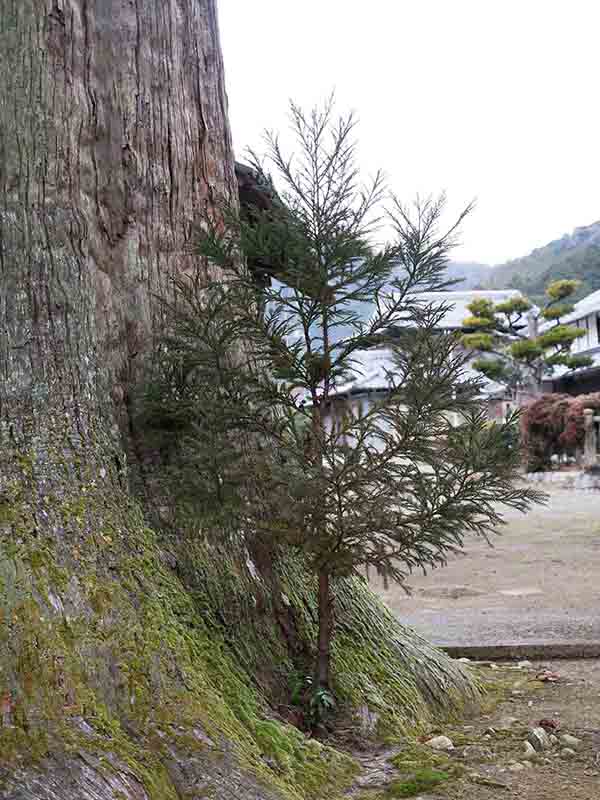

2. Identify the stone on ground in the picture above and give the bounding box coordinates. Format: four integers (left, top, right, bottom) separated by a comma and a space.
527, 727, 551, 752
559, 734, 582, 751
522, 741, 537, 760
426, 735, 454, 750
462, 745, 493, 761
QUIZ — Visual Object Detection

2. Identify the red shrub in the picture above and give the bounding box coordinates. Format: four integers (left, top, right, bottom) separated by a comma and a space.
521, 392, 600, 471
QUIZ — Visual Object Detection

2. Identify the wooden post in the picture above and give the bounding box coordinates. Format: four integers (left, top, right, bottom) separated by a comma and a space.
583, 409, 597, 470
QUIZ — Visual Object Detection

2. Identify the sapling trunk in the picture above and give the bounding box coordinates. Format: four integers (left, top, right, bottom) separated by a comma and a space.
316, 567, 333, 690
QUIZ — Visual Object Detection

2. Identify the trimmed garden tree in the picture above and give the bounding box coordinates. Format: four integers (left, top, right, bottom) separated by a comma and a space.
152, 100, 544, 695
462, 279, 593, 393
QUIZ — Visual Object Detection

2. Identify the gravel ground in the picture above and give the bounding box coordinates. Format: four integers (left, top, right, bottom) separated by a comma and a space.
371, 487, 600, 646
429, 659, 600, 800
348, 659, 600, 800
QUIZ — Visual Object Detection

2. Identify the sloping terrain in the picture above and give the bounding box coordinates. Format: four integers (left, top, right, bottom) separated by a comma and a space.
488, 222, 600, 303
447, 222, 600, 303
0, 458, 479, 800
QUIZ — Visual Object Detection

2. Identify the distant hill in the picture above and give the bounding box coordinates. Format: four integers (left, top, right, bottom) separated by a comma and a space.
444, 261, 493, 289
487, 222, 600, 304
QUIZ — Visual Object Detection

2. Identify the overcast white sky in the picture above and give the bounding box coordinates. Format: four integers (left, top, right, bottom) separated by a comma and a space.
218, 0, 600, 265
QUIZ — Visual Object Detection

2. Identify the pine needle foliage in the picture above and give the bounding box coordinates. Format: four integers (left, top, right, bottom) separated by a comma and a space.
462, 279, 592, 391
147, 99, 544, 694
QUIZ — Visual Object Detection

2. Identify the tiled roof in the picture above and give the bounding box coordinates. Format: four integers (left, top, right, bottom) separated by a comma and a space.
402, 289, 524, 330
329, 346, 505, 400
550, 346, 600, 382
326, 290, 524, 400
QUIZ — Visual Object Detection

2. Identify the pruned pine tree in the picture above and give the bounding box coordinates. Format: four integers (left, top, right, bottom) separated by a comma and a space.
148, 100, 544, 696
462, 279, 593, 393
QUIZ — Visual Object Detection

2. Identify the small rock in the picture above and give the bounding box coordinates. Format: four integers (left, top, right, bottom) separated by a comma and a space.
497, 716, 519, 730
560, 734, 582, 751
354, 768, 393, 789
426, 735, 454, 751
549, 734, 558, 747
536, 669, 561, 683
507, 761, 526, 772
462, 745, 493, 762
482, 734, 492, 740
539, 718, 560, 732
527, 727, 551, 752
192, 728, 215, 748
457, 657, 471, 663
522, 742, 537, 760
517, 660, 533, 668
262, 756, 282, 773
560, 747, 576, 759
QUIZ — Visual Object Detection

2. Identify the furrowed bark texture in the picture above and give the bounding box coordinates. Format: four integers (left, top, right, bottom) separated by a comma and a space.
0, 3, 479, 799
0, 0, 234, 449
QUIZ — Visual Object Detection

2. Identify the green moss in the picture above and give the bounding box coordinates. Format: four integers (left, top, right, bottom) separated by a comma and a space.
16, 451, 35, 478
58, 716, 180, 800
385, 768, 451, 797
0, 435, 479, 800
391, 743, 455, 773
0, 727, 50, 764
0, 478, 358, 800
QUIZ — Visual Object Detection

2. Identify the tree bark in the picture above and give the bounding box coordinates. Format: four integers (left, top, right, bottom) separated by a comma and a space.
0, 3, 286, 799
0, 0, 236, 452
0, 3, 482, 797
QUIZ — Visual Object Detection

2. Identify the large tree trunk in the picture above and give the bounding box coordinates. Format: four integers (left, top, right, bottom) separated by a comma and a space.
0, 3, 480, 798
0, 3, 280, 798
0, 0, 235, 455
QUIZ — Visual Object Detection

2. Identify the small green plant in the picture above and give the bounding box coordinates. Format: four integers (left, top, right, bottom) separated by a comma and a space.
385, 768, 451, 797
289, 672, 312, 707
308, 685, 336, 729
289, 673, 336, 731
151, 97, 544, 702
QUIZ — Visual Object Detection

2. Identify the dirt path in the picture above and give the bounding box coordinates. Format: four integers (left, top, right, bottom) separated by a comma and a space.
371, 487, 600, 646
346, 659, 600, 799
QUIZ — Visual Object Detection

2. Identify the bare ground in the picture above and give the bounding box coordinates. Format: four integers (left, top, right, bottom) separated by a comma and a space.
344, 486, 600, 799
346, 659, 600, 800
370, 487, 600, 646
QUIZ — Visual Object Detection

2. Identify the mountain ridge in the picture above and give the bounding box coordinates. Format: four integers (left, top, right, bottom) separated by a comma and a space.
449, 220, 600, 303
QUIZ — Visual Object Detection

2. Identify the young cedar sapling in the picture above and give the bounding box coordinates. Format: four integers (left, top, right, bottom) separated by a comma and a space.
149, 99, 545, 702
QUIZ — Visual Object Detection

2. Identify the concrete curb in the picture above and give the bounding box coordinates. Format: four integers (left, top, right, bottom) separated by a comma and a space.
523, 470, 600, 491
441, 643, 600, 661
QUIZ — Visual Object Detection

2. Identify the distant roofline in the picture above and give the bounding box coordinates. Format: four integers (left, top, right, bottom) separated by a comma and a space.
407, 289, 522, 297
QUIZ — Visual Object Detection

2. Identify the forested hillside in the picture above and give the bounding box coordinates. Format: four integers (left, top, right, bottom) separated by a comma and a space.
448, 222, 600, 302
488, 221, 600, 303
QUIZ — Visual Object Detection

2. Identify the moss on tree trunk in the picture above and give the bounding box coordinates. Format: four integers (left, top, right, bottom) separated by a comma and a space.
0, 2, 480, 799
